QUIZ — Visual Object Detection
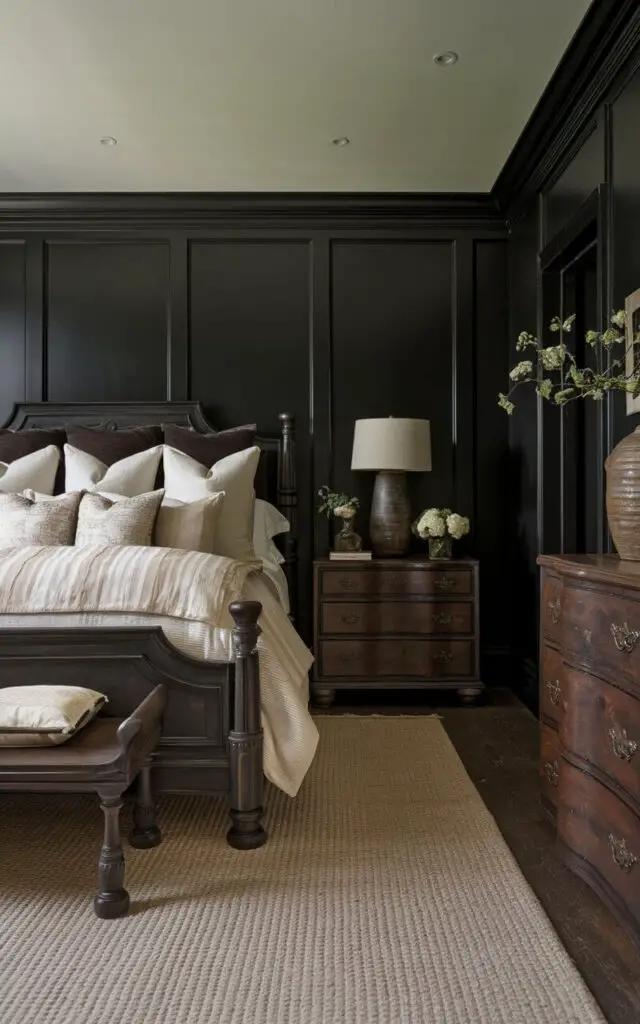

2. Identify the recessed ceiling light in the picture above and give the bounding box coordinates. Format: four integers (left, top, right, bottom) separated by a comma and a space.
433, 51, 459, 66
100, 136, 118, 146
332, 136, 350, 147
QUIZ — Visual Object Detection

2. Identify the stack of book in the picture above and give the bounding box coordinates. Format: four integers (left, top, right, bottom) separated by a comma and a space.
329, 551, 372, 561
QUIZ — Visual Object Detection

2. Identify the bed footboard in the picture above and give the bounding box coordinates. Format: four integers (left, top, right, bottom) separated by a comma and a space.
0, 601, 265, 842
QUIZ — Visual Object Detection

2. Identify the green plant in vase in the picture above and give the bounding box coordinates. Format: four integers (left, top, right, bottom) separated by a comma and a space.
413, 507, 470, 559
317, 486, 362, 553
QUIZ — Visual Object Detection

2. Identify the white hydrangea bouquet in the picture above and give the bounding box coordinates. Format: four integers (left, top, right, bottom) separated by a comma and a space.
413, 507, 470, 560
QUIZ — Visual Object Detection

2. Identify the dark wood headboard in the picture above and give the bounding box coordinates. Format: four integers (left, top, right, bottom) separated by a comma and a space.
2, 401, 298, 620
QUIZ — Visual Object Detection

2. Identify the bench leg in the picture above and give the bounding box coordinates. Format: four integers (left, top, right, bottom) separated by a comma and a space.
129, 763, 162, 850
94, 789, 130, 919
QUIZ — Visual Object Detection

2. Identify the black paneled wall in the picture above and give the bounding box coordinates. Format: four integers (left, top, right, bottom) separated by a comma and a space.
0, 196, 509, 669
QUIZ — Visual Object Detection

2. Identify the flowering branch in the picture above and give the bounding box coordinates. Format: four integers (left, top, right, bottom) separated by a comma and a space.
498, 310, 640, 414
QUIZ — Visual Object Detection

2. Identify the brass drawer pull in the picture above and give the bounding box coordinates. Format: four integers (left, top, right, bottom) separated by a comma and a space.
340, 612, 360, 626
609, 725, 638, 762
608, 834, 639, 873
433, 612, 453, 627
433, 649, 453, 666
434, 576, 455, 592
611, 622, 640, 653
338, 578, 360, 592
546, 679, 561, 706
548, 598, 561, 625
544, 760, 559, 787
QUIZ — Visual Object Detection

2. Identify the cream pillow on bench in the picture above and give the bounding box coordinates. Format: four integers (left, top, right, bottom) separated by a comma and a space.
0, 685, 107, 747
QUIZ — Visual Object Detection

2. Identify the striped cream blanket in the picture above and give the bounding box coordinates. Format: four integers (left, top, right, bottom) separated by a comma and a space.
0, 544, 258, 627
0, 545, 318, 796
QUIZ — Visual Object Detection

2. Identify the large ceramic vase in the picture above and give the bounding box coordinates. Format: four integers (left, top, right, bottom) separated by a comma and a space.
605, 426, 640, 560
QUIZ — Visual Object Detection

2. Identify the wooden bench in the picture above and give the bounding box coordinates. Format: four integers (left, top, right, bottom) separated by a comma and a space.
0, 683, 167, 918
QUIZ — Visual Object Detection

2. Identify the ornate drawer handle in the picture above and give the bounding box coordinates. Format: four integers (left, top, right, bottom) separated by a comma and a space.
611, 622, 640, 653
433, 649, 453, 666
609, 725, 638, 762
546, 679, 561, 706
433, 612, 452, 627
548, 598, 561, 625
434, 576, 455, 592
543, 760, 559, 787
608, 834, 639, 873
339, 578, 360, 592
340, 612, 360, 625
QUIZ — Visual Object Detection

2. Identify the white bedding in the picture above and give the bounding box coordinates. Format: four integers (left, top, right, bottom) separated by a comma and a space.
0, 550, 317, 797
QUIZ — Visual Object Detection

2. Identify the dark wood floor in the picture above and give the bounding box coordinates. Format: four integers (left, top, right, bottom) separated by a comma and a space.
319, 688, 640, 1024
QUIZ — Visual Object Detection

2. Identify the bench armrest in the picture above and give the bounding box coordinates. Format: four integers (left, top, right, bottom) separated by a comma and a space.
117, 684, 167, 755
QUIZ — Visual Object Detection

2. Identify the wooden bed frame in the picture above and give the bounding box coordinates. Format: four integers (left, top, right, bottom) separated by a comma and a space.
0, 401, 298, 850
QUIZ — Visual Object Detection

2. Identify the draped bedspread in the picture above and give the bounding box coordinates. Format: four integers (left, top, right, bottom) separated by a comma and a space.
0, 545, 318, 796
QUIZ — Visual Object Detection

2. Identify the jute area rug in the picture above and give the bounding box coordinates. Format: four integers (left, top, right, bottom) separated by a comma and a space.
1, 717, 604, 1024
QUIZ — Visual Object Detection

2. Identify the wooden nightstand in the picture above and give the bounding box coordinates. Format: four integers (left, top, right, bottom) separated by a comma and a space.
312, 557, 482, 707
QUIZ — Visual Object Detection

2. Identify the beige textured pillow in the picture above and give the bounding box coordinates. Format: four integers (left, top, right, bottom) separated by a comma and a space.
75, 489, 164, 547
163, 445, 260, 560
0, 685, 107, 747
0, 491, 81, 550
154, 493, 225, 553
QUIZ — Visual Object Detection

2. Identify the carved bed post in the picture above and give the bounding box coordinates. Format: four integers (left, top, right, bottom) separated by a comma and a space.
277, 412, 298, 622
227, 601, 267, 850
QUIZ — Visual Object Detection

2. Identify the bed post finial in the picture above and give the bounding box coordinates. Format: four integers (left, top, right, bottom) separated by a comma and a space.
227, 601, 267, 850
277, 412, 298, 622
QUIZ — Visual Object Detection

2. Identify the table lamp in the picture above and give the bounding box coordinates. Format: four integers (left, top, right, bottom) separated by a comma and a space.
351, 417, 432, 556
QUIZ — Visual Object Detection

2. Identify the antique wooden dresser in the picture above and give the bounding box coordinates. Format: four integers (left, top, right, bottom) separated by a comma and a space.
538, 554, 640, 948
312, 557, 482, 708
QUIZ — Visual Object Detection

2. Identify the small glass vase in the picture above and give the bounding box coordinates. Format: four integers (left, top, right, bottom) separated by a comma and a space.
428, 535, 452, 560
334, 512, 363, 553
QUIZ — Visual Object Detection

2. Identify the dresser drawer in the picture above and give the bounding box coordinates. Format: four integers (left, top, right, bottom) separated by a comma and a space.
561, 583, 640, 688
319, 601, 473, 637
320, 567, 473, 598
561, 666, 640, 807
540, 724, 560, 809
558, 761, 640, 935
540, 644, 564, 726
317, 639, 473, 679
541, 572, 563, 643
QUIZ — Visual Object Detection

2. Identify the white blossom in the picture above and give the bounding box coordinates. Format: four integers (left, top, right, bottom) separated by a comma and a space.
417, 509, 446, 538
333, 504, 356, 519
611, 309, 626, 329
509, 360, 533, 381
446, 513, 470, 540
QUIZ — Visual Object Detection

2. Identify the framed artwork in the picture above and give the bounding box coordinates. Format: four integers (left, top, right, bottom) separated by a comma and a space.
626, 287, 640, 415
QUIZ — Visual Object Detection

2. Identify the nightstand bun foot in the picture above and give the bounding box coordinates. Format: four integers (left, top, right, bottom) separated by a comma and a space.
313, 687, 336, 709
457, 686, 484, 706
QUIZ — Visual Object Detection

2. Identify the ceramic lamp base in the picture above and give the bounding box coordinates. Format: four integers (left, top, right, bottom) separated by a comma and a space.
369, 471, 411, 557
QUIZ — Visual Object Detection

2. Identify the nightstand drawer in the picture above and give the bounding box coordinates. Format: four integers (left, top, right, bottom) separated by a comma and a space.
320, 601, 473, 636
318, 639, 473, 678
320, 567, 473, 598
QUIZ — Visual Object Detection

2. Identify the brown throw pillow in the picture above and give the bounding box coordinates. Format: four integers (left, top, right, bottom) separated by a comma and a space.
162, 423, 257, 467
0, 428, 66, 463
65, 424, 163, 466
75, 490, 164, 546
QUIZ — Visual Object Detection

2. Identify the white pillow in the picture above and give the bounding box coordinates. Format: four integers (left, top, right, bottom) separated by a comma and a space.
64, 444, 162, 497
0, 685, 107, 747
0, 445, 60, 495
253, 498, 289, 567
163, 445, 261, 561
154, 494, 225, 553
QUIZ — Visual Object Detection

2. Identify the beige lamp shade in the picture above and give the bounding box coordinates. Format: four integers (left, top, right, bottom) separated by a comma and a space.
351, 417, 432, 472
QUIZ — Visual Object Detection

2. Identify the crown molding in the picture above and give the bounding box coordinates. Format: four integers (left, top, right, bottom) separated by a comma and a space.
0, 191, 505, 231
493, 0, 640, 224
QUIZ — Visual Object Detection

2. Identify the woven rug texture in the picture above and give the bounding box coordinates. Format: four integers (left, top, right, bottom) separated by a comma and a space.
0, 716, 604, 1024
